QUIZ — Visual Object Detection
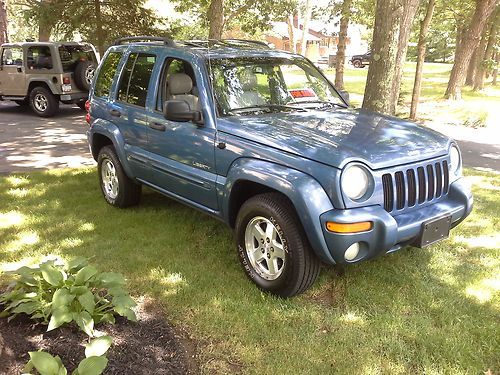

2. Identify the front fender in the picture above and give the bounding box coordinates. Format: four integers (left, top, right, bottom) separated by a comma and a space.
222, 158, 336, 264
88, 119, 135, 179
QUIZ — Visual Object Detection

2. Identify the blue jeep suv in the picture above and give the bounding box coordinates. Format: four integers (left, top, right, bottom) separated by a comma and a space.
86, 37, 473, 297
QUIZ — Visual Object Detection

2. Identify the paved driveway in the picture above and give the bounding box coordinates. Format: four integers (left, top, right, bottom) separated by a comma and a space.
0, 101, 498, 174
0, 102, 95, 173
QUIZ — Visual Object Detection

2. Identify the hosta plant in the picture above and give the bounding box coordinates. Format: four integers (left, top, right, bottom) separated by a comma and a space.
23, 335, 112, 375
0, 257, 136, 336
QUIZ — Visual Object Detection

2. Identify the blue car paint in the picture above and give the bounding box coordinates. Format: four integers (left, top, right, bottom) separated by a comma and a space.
87, 43, 473, 266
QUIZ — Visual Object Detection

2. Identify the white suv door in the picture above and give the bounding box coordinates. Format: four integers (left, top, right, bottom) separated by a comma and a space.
0, 46, 27, 96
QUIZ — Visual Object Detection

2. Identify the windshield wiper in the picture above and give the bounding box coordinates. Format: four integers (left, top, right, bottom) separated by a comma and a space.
293, 100, 346, 109
230, 104, 308, 115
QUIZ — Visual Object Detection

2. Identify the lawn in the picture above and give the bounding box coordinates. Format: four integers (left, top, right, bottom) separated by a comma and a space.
0, 168, 499, 374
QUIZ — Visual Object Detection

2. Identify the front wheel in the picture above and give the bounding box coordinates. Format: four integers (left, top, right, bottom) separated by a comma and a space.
97, 146, 141, 207
235, 193, 320, 297
352, 59, 362, 68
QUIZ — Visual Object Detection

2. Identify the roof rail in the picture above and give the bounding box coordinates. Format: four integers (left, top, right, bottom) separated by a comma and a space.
114, 36, 176, 47
223, 39, 270, 49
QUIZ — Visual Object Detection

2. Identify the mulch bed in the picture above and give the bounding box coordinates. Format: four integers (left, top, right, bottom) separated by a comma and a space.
0, 299, 198, 374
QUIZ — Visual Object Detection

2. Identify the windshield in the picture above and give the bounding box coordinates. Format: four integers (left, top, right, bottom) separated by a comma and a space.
58, 45, 97, 72
209, 56, 345, 116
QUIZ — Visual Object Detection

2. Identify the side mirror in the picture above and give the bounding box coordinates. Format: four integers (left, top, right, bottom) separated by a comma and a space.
163, 100, 202, 124
339, 90, 350, 105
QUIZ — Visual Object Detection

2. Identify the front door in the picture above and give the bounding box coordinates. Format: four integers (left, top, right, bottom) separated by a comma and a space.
0, 46, 27, 96
146, 57, 218, 211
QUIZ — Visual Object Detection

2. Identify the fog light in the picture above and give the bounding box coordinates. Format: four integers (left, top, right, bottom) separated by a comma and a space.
344, 243, 360, 261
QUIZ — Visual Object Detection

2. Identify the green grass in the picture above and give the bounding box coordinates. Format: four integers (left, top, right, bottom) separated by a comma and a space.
1, 168, 499, 374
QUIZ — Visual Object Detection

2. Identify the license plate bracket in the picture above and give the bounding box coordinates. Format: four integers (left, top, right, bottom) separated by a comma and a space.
419, 215, 452, 248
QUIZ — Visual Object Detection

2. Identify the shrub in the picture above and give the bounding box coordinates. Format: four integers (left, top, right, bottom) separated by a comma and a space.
23, 335, 112, 375
0, 257, 136, 336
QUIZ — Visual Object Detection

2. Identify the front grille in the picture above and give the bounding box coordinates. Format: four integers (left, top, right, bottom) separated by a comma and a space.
382, 160, 449, 212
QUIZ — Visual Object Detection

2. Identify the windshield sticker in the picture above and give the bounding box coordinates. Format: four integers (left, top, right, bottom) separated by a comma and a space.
288, 88, 318, 102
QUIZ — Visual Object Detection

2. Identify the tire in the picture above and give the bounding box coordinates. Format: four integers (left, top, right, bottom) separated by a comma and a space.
74, 60, 97, 91
29, 87, 59, 117
352, 59, 362, 68
97, 146, 141, 208
235, 193, 320, 297
14, 99, 28, 106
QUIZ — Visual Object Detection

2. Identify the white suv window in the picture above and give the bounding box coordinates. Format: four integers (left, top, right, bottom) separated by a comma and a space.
1, 47, 23, 66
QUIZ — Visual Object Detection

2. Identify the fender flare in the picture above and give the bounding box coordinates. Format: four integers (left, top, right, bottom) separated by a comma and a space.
222, 158, 336, 264
88, 119, 135, 179
27, 78, 60, 95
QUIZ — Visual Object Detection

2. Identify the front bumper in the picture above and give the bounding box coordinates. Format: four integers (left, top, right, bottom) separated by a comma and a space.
319, 178, 473, 264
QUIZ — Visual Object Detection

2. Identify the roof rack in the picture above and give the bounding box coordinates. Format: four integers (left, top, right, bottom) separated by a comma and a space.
223, 39, 270, 49
114, 36, 176, 47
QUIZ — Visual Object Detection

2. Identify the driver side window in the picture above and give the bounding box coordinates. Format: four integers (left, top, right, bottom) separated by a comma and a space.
1, 47, 23, 66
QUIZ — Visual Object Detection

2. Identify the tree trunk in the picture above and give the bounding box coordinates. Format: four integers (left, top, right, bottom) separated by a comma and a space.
472, 32, 488, 91
300, 0, 312, 56
94, 0, 104, 56
444, 0, 497, 100
334, 0, 352, 91
493, 52, 499, 85
287, 13, 296, 53
0, 0, 8, 45
363, 0, 419, 115
208, 0, 224, 40
410, 0, 436, 120
465, 47, 478, 85
38, 22, 51, 42
389, 0, 421, 114
474, 10, 499, 90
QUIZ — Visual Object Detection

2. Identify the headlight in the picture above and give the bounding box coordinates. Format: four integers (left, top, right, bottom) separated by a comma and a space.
341, 165, 373, 201
449, 145, 461, 176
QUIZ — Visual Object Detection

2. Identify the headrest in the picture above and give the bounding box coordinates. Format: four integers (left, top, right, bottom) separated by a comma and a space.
240, 71, 258, 91
168, 73, 193, 95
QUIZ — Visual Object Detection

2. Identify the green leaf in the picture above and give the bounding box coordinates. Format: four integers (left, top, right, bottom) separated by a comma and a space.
47, 307, 73, 331
112, 295, 136, 308
106, 286, 127, 297
74, 266, 98, 285
84, 336, 112, 357
13, 301, 40, 315
40, 264, 64, 287
29, 351, 61, 375
65, 257, 89, 272
97, 272, 125, 287
97, 313, 115, 325
76, 356, 108, 375
70, 286, 89, 295
114, 306, 137, 322
78, 291, 95, 314
52, 289, 76, 309
75, 311, 94, 336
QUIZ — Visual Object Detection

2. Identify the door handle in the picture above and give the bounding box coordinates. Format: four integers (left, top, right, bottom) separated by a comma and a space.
109, 109, 121, 117
149, 122, 166, 131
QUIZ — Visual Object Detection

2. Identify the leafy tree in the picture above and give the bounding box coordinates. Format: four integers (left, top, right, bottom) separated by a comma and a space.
473, 7, 499, 90
334, 0, 353, 91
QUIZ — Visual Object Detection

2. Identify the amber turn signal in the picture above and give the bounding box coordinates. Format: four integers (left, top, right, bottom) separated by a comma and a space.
326, 221, 373, 233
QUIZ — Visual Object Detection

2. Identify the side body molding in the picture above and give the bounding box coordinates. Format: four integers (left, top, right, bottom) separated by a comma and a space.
220, 158, 336, 264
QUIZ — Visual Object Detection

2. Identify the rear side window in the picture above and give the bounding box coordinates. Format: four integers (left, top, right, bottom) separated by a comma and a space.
59, 45, 97, 72
117, 53, 156, 107
1, 47, 23, 66
94, 52, 122, 98
27, 46, 53, 70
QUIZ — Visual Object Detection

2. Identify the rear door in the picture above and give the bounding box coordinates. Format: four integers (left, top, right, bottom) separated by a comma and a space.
0, 46, 27, 96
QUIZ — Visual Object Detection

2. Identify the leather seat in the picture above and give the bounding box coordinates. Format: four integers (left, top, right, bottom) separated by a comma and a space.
239, 72, 265, 107
167, 73, 199, 111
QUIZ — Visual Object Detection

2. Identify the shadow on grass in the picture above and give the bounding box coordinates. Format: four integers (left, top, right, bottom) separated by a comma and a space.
0, 169, 498, 374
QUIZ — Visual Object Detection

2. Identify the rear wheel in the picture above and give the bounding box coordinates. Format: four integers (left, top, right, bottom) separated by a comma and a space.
235, 193, 320, 297
29, 87, 59, 117
352, 59, 362, 68
97, 146, 141, 207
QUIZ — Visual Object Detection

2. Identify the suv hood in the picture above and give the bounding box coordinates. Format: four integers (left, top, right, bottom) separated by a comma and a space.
217, 107, 451, 170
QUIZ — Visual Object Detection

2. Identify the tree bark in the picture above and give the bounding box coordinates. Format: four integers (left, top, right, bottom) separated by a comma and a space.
493, 52, 499, 85
474, 10, 499, 90
444, 0, 497, 100
471, 32, 488, 91
287, 13, 296, 53
208, 0, 224, 40
363, 0, 420, 115
389, 0, 421, 114
334, 0, 352, 91
300, 0, 312, 56
410, 0, 436, 120
0, 0, 8, 45
94, 0, 104, 56
465, 47, 478, 85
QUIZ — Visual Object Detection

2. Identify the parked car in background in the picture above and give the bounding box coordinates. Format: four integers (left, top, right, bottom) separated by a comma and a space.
85, 37, 473, 297
350, 51, 371, 68
0, 41, 98, 117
